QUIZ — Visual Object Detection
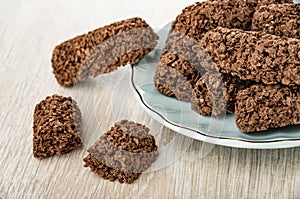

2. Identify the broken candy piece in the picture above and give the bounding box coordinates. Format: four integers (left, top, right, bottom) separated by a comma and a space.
33, 94, 82, 158
83, 120, 158, 184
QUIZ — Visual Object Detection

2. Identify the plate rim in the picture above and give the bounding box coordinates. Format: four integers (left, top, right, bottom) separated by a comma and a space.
131, 65, 300, 149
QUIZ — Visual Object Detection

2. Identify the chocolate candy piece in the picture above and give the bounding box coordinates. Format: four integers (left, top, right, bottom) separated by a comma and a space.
154, 0, 294, 101
252, 3, 300, 39
83, 154, 141, 183
154, 0, 255, 101
246, 0, 293, 9
154, 50, 202, 101
173, 0, 254, 41
191, 71, 252, 117
33, 95, 82, 158
83, 120, 158, 184
200, 27, 300, 86
211, 0, 293, 9
235, 85, 300, 132
153, 30, 207, 101
52, 17, 158, 87
191, 72, 253, 117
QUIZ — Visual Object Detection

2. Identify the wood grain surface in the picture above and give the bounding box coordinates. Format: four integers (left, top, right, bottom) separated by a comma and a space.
0, 0, 299, 198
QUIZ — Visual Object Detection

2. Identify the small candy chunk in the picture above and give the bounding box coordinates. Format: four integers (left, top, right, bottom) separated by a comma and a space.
83, 120, 158, 184
33, 95, 82, 158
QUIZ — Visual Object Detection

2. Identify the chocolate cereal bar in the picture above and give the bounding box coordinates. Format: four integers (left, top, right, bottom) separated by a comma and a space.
200, 27, 300, 86
191, 71, 253, 117
154, 0, 255, 101
252, 3, 300, 39
210, 0, 293, 9
83, 120, 158, 184
245, 0, 293, 9
52, 17, 158, 86
33, 95, 82, 158
154, 41, 204, 101
235, 85, 300, 132
173, 0, 254, 41
153, 30, 208, 101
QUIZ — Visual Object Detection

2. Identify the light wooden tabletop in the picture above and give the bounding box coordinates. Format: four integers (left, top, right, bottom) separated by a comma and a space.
0, 0, 299, 198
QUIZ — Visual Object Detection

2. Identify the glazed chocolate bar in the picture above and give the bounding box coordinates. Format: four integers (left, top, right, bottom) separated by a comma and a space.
154, 0, 255, 101
33, 95, 82, 158
200, 27, 300, 86
252, 3, 300, 39
52, 17, 158, 86
83, 120, 158, 184
191, 71, 253, 117
235, 85, 300, 132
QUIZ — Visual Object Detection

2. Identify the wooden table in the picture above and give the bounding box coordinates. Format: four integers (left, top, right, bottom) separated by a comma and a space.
0, 0, 299, 198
